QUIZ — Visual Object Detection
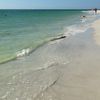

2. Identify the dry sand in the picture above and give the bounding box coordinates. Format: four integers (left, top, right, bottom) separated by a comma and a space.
97, 10, 100, 14
92, 19, 100, 45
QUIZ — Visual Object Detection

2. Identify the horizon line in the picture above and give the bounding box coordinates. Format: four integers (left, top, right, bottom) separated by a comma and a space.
0, 8, 96, 10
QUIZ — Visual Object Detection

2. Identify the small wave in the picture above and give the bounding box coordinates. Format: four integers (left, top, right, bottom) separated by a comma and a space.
16, 48, 31, 58
64, 24, 89, 37
16, 41, 48, 59
81, 10, 92, 14
81, 11, 90, 13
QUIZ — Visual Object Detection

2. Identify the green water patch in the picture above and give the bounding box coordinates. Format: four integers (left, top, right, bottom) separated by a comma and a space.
0, 54, 16, 64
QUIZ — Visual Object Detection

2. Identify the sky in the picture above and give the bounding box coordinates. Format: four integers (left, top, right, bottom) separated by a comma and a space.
0, 0, 99, 9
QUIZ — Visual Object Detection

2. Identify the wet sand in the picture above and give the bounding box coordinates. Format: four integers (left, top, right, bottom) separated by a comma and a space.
0, 18, 100, 100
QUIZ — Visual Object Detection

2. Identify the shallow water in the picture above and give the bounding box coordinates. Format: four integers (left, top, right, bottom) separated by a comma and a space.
0, 10, 85, 63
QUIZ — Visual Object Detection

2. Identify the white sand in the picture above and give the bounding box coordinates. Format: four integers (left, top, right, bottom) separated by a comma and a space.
92, 19, 100, 45
97, 10, 100, 14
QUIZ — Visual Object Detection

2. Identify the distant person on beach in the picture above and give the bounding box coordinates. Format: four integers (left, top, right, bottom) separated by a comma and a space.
94, 8, 97, 14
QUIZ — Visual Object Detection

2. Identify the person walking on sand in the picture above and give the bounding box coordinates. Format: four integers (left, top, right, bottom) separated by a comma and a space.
94, 8, 97, 14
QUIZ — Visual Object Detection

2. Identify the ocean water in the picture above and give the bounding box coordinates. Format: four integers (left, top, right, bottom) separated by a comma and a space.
0, 10, 85, 63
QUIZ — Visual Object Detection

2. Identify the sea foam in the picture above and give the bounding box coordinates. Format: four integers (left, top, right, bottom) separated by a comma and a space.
64, 24, 89, 37
16, 48, 31, 57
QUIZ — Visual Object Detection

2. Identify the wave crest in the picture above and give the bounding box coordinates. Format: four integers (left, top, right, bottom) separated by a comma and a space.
16, 48, 31, 58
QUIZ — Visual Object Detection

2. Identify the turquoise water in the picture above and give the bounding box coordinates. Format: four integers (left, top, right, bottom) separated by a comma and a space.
0, 10, 84, 63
